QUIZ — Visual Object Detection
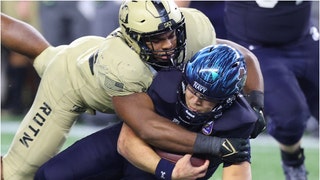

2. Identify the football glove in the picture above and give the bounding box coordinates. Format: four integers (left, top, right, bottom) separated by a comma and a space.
219, 138, 250, 163
194, 134, 250, 163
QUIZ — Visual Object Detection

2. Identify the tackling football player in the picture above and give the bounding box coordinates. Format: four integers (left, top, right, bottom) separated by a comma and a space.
1, 1, 264, 179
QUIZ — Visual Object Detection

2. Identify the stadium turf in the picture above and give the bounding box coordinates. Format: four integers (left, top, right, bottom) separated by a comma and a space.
1, 118, 319, 180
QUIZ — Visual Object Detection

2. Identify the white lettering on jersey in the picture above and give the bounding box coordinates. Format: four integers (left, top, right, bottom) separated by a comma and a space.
255, 0, 279, 8
255, 0, 303, 8
310, 26, 320, 41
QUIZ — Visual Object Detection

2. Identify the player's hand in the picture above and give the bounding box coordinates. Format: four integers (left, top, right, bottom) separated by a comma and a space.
172, 154, 209, 180
250, 106, 266, 138
219, 138, 250, 163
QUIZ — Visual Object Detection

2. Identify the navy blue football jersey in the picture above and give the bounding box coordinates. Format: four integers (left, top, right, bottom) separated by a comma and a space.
224, 1, 311, 45
147, 69, 257, 178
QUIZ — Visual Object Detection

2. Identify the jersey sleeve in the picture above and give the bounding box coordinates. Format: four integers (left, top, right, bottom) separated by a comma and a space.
33, 46, 67, 77
93, 37, 154, 97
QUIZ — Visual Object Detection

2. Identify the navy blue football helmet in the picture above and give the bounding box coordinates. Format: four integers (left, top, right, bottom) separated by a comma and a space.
176, 44, 247, 127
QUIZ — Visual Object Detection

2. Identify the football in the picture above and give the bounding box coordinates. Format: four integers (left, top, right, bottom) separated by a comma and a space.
155, 148, 206, 167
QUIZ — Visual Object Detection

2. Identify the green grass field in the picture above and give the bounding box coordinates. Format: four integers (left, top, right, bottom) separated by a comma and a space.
1, 117, 319, 180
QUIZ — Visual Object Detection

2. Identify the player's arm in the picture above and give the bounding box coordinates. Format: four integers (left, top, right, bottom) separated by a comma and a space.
174, 0, 191, 7
113, 92, 196, 153
117, 123, 209, 180
118, 123, 160, 174
216, 38, 266, 138
222, 162, 251, 180
1, 13, 50, 60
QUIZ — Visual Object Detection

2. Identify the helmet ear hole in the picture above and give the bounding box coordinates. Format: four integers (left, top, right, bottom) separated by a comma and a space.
232, 61, 240, 68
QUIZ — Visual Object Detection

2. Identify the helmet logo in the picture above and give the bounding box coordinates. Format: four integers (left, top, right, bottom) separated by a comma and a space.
120, 5, 129, 24
192, 81, 207, 94
163, 21, 172, 28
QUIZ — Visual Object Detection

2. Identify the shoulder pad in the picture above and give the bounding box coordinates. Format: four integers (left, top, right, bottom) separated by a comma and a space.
180, 8, 217, 62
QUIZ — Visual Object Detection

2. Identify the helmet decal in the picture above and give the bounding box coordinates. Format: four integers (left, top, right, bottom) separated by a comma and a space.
119, 5, 129, 24
192, 81, 207, 94
150, 0, 170, 22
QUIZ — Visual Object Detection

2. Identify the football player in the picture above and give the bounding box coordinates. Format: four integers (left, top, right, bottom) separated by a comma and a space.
118, 44, 255, 180
225, 1, 319, 179
1, 0, 264, 179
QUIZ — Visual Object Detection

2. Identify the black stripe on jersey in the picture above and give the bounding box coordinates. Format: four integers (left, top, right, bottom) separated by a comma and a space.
151, 0, 169, 23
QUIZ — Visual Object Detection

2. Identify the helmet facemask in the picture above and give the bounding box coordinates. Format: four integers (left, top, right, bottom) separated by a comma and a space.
175, 81, 230, 129
119, 0, 187, 70
139, 21, 186, 69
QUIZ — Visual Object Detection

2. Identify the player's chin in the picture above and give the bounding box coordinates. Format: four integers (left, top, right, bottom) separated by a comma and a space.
154, 148, 206, 167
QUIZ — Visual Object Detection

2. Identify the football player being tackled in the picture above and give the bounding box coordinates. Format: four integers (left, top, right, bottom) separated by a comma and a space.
35, 44, 257, 180
1, 0, 265, 179
118, 44, 256, 180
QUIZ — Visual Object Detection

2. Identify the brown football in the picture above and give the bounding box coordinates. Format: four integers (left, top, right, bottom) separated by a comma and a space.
155, 149, 206, 167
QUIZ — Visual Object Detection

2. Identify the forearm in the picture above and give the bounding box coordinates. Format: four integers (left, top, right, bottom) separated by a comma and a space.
222, 162, 251, 180
113, 93, 197, 153
135, 116, 197, 153
1, 13, 50, 60
216, 38, 264, 93
117, 123, 160, 174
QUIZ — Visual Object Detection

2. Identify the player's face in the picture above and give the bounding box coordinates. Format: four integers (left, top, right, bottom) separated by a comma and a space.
145, 30, 177, 61
185, 85, 217, 113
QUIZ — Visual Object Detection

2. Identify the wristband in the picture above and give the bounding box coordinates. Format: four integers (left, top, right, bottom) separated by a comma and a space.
193, 133, 224, 155
246, 90, 264, 108
155, 158, 175, 180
